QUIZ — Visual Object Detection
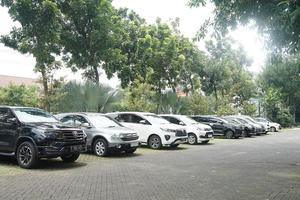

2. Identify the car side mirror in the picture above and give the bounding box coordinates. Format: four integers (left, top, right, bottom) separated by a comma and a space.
139, 120, 148, 125
81, 122, 92, 129
179, 121, 185, 126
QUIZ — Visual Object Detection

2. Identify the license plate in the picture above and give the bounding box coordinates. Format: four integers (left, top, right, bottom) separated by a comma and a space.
70, 145, 82, 151
131, 142, 139, 147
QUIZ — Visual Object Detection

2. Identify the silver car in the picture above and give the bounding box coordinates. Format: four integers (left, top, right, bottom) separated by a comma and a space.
56, 113, 139, 156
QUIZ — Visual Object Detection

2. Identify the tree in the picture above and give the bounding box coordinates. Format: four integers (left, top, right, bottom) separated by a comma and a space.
189, 0, 300, 53
114, 79, 156, 112
1, 0, 62, 111
59, 0, 120, 85
260, 54, 300, 122
0, 84, 39, 107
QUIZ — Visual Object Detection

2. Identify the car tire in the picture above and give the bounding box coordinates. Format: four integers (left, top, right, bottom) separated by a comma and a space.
188, 133, 197, 145
61, 153, 80, 163
225, 130, 234, 139
125, 148, 137, 154
270, 127, 276, 132
201, 140, 209, 144
148, 135, 162, 149
16, 141, 38, 169
93, 138, 109, 157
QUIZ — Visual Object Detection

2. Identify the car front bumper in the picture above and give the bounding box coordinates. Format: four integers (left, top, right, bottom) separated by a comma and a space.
37, 144, 87, 158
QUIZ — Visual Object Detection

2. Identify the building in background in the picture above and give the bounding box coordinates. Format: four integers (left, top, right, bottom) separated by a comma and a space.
0, 74, 38, 87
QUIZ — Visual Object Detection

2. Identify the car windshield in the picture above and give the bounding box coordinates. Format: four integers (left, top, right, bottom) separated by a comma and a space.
144, 114, 170, 124
13, 108, 58, 123
178, 116, 198, 125
212, 117, 229, 124
88, 115, 122, 128
244, 116, 257, 123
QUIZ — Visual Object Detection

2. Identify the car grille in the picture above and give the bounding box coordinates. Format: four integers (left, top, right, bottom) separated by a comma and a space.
205, 132, 214, 138
60, 130, 85, 141
120, 133, 139, 141
175, 129, 187, 137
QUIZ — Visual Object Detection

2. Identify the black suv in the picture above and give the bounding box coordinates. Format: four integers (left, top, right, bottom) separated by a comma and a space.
0, 106, 87, 168
191, 116, 243, 139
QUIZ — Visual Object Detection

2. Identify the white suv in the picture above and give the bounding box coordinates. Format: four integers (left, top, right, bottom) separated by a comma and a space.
107, 112, 188, 149
160, 114, 214, 144
255, 117, 281, 132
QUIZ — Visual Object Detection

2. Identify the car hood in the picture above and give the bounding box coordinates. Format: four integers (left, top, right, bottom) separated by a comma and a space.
95, 126, 137, 134
159, 123, 185, 130
24, 122, 78, 131
193, 123, 212, 130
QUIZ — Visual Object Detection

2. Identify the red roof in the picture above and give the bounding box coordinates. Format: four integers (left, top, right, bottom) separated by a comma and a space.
0, 75, 38, 87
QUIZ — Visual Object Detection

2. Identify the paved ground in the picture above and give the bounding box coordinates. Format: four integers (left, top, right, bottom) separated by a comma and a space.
0, 129, 300, 200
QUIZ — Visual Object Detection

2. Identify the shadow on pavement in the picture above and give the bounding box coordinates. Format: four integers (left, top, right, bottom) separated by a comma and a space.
0, 155, 87, 171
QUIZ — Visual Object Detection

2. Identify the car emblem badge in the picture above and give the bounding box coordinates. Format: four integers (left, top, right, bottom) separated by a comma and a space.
73, 131, 78, 137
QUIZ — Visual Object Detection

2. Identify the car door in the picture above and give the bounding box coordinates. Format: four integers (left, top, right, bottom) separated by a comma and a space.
0, 108, 19, 152
209, 118, 224, 135
118, 114, 151, 143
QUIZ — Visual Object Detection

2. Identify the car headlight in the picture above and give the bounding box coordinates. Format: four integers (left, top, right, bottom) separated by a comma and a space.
160, 128, 176, 132
111, 133, 122, 139
197, 127, 204, 131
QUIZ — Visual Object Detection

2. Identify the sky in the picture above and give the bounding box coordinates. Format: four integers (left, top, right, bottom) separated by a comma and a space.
0, 0, 267, 87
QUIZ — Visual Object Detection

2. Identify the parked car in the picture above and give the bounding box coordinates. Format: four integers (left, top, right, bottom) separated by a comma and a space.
239, 115, 268, 134
0, 106, 87, 169
190, 115, 243, 139
159, 114, 214, 144
255, 117, 281, 132
107, 112, 188, 149
230, 115, 266, 135
222, 116, 255, 137
56, 113, 139, 156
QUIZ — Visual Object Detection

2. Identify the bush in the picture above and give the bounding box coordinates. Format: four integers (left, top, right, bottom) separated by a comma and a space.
0, 84, 39, 107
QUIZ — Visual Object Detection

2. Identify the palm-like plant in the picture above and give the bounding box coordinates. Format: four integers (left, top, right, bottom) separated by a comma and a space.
57, 81, 118, 113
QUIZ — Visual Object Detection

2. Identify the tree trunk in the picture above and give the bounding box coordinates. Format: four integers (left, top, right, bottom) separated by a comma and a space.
93, 66, 100, 85
41, 68, 50, 111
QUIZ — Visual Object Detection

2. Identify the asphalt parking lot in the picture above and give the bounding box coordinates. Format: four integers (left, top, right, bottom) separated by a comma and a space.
0, 129, 300, 200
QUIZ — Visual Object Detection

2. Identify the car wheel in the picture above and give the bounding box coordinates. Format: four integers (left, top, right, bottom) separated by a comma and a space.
225, 130, 234, 139
201, 140, 209, 144
61, 153, 80, 162
16, 141, 38, 169
270, 127, 276, 132
148, 135, 162, 149
188, 133, 197, 145
125, 148, 137, 154
93, 138, 109, 157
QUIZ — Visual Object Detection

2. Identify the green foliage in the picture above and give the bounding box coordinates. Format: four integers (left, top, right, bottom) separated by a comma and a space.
57, 81, 117, 113
0, 84, 39, 107
159, 91, 189, 114
185, 93, 209, 115
59, 0, 119, 85
240, 101, 257, 116
114, 79, 156, 112
189, 0, 300, 53
1, 0, 62, 110
262, 87, 293, 127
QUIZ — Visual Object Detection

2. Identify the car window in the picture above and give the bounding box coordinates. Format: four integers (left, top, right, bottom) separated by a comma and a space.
117, 114, 130, 122
130, 114, 146, 124
61, 116, 74, 125
199, 117, 209, 122
74, 115, 89, 126
168, 117, 181, 125
0, 108, 15, 124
